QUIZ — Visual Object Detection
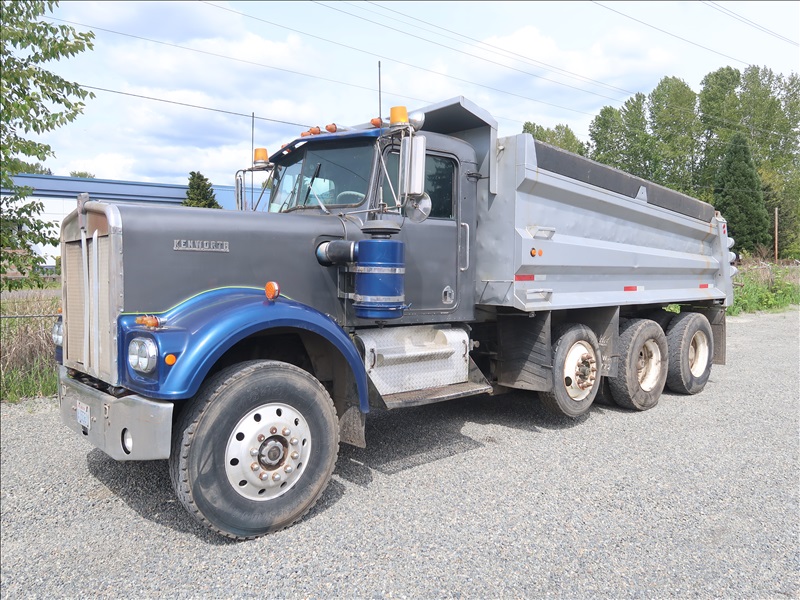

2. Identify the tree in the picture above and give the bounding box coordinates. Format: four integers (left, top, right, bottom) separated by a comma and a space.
69, 170, 95, 178
588, 105, 625, 168
22, 163, 53, 175
618, 93, 655, 181
698, 67, 742, 193
183, 171, 222, 209
648, 77, 700, 195
1, 0, 94, 289
713, 133, 770, 254
523, 121, 587, 156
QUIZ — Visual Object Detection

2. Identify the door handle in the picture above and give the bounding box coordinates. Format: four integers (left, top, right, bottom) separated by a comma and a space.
460, 222, 470, 272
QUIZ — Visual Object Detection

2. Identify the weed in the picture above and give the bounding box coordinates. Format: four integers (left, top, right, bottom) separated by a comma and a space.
728, 260, 800, 316
0, 289, 60, 403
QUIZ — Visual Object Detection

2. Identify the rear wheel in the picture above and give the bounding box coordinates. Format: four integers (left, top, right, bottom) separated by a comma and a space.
665, 312, 713, 394
645, 309, 675, 333
170, 360, 339, 540
608, 318, 668, 411
539, 324, 601, 418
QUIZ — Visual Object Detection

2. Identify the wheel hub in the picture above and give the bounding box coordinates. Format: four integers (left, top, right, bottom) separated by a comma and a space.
563, 344, 598, 401
636, 339, 662, 392
259, 437, 287, 468
225, 403, 311, 501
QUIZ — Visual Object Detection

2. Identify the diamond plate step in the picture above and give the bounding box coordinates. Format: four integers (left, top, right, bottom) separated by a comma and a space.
382, 380, 492, 409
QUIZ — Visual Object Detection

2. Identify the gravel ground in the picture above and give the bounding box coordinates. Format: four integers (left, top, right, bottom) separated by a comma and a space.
1, 309, 798, 599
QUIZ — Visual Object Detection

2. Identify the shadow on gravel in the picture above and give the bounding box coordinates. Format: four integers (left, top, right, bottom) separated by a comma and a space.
85, 449, 345, 543
335, 390, 590, 487
84, 391, 599, 539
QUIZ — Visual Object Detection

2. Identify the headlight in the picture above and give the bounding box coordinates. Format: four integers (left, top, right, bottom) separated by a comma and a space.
51, 320, 63, 346
128, 337, 158, 373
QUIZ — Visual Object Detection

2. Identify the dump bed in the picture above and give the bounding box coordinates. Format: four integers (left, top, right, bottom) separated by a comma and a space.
475, 133, 735, 311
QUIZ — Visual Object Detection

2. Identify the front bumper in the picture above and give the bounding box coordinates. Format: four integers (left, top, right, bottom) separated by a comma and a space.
58, 366, 174, 460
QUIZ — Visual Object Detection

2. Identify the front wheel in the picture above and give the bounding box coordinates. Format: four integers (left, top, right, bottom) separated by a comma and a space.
169, 360, 339, 540
539, 324, 601, 418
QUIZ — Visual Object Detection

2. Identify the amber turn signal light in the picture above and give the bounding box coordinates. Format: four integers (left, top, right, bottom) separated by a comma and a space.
265, 281, 281, 301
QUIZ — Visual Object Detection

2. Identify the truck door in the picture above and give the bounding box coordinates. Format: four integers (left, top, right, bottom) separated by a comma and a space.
380, 150, 466, 319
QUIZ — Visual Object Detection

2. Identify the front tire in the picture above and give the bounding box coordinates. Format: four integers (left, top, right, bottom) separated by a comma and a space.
169, 360, 339, 540
539, 324, 601, 418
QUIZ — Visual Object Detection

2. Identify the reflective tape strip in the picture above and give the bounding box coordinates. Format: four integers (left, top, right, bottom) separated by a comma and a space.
623, 286, 644, 292
515, 274, 535, 281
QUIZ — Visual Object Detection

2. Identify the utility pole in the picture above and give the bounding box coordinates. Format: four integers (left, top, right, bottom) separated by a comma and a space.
774, 207, 778, 261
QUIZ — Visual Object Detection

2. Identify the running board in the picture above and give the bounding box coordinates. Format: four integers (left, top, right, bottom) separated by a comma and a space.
382, 380, 492, 409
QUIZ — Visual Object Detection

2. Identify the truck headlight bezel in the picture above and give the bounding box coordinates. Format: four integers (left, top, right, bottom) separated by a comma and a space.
128, 337, 158, 374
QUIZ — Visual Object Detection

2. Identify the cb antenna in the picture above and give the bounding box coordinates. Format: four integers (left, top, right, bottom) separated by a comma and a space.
378, 61, 382, 132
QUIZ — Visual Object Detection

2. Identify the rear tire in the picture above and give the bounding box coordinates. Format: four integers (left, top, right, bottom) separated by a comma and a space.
608, 318, 668, 411
539, 324, 601, 418
665, 312, 714, 394
169, 360, 339, 540
645, 309, 675, 333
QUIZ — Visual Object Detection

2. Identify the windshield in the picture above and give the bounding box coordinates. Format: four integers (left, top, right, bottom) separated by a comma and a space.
268, 138, 375, 213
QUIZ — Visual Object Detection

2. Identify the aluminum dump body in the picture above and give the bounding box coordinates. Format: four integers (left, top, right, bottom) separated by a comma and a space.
475, 133, 735, 311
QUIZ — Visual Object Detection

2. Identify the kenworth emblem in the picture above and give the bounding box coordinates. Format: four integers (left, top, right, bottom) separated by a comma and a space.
173, 239, 230, 252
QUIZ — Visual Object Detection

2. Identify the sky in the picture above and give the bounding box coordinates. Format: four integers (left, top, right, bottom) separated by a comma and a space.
28, 0, 800, 192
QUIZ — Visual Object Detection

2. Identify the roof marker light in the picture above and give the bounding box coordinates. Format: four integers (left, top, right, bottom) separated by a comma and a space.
326, 123, 351, 133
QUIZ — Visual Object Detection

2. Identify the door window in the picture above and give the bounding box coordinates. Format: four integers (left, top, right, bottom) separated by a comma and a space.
381, 152, 456, 219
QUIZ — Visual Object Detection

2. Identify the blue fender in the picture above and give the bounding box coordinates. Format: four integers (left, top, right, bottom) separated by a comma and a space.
118, 288, 369, 412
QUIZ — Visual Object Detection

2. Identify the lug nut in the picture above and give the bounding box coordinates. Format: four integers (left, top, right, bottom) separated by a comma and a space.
259, 472, 269, 481
282, 427, 291, 436
290, 438, 298, 446
250, 448, 259, 456
290, 451, 299, 460
270, 426, 278, 434
272, 473, 281, 482
250, 462, 260, 471
257, 434, 265, 442
284, 465, 293, 474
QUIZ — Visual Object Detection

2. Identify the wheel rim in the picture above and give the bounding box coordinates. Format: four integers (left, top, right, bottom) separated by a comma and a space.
637, 339, 663, 392
225, 403, 311, 501
562, 341, 598, 401
688, 331, 710, 377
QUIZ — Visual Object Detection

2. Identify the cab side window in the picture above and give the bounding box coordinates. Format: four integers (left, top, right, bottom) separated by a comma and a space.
381, 152, 457, 220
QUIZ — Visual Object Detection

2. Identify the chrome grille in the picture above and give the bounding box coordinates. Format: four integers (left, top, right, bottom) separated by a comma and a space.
62, 210, 118, 384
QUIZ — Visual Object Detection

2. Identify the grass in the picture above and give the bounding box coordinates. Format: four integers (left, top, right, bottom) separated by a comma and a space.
728, 259, 800, 316
0, 288, 61, 403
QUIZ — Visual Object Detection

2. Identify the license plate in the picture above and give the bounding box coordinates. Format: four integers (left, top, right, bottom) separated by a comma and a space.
76, 400, 91, 430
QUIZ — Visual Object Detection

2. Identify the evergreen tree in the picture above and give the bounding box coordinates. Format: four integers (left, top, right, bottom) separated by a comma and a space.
714, 133, 770, 253
183, 171, 221, 209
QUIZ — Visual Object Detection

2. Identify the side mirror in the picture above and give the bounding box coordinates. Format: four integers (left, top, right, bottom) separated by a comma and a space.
400, 135, 426, 198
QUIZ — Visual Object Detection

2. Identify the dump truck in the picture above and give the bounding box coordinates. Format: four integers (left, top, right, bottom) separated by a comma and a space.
55, 96, 737, 540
